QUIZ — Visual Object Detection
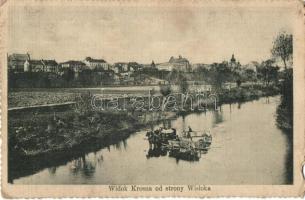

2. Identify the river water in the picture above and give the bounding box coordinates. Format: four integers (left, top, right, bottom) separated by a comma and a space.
13, 96, 292, 185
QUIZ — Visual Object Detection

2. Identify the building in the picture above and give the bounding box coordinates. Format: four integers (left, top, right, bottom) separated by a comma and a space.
23, 59, 59, 73
169, 55, 189, 65
60, 60, 87, 72
8, 53, 60, 73
113, 62, 129, 73
113, 62, 139, 73
113, 73, 122, 85
156, 62, 174, 71
41, 60, 59, 73
112, 62, 142, 74
27, 60, 44, 72
100, 69, 114, 77
84, 57, 109, 70
8, 53, 31, 72
151, 60, 156, 68
128, 62, 142, 72
192, 63, 212, 71
229, 54, 241, 70
156, 55, 191, 72
169, 55, 191, 72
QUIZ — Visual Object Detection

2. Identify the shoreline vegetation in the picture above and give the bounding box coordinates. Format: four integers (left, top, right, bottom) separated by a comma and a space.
276, 68, 293, 184
8, 32, 293, 183
8, 84, 280, 182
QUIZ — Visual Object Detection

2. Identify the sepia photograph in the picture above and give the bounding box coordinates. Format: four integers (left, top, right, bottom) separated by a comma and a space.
1, 0, 304, 198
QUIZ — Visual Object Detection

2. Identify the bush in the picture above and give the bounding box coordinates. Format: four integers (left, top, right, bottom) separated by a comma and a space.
160, 84, 172, 97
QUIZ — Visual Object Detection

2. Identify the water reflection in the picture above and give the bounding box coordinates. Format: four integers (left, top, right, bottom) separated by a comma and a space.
65, 140, 129, 179
237, 102, 242, 109
48, 167, 57, 176
69, 155, 96, 178
14, 96, 292, 185
213, 110, 224, 125
114, 139, 128, 150
265, 97, 270, 104
168, 150, 200, 162
146, 147, 168, 159
181, 114, 186, 132
146, 145, 209, 162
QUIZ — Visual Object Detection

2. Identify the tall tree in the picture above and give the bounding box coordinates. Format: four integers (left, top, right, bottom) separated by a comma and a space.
159, 84, 172, 111
257, 59, 279, 86
243, 68, 256, 82
179, 75, 189, 94
271, 32, 293, 69
166, 69, 179, 84
207, 62, 232, 90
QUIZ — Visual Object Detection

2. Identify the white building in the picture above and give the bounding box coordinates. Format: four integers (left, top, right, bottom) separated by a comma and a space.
84, 57, 109, 70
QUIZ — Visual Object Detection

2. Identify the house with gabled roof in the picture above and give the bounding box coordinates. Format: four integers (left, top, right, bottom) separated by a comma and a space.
156, 55, 192, 72
168, 55, 191, 72
8, 53, 30, 72
26, 60, 44, 72
84, 57, 109, 70
60, 60, 87, 72
41, 60, 59, 73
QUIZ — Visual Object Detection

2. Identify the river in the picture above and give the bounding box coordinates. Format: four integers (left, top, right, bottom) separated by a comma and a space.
13, 96, 292, 185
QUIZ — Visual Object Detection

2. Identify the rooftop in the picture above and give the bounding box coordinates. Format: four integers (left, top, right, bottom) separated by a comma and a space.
169, 55, 189, 63
42, 60, 58, 66
61, 60, 86, 65
85, 57, 106, 63
29, 60, 43, 65
8, 53, 30, 61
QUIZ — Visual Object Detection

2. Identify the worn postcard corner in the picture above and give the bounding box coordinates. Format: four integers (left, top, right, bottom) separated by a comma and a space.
0, 0, 305, 198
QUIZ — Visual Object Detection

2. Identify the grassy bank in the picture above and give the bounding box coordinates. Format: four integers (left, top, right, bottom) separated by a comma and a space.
8, 83, 280, 182
8, 110, 145, 182
218, 84, 280, 104
8, 107, 176, 182
8, 91, 76, 108
9, 84, 280, 158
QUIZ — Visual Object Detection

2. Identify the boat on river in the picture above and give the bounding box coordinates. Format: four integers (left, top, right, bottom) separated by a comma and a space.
146, 128, 212, 160
168, 131, 212, 150
146, 128, 177, 147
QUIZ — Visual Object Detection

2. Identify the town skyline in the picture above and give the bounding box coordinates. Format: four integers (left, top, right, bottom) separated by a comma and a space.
8, 6, 293, 65
6, 52, 288, 69
7, 52, 246, 65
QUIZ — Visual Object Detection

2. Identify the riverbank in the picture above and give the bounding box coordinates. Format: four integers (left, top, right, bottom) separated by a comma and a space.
8, 109, 175, 182
9, 111, 128, 181
8, 83, 269, 108
8, 84, 280, 182
13, 95, 292, 185
218, 84, 279, 104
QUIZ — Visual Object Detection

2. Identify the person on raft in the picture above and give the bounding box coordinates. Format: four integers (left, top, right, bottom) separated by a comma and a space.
187, 126, 192, 138
188, 126, 193, 132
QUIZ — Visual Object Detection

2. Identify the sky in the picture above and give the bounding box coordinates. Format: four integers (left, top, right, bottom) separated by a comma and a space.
8, 5, 294, 64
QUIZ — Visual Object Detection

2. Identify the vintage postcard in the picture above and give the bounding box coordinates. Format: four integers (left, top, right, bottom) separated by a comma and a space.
1, 0, 305, 198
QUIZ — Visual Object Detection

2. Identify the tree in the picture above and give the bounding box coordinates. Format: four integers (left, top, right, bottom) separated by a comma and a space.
236, 79, 242, 87
159, 84, 172, 111
271, 32, 293, 69
62, 68, 75, 83
232, 70, 242, 87
166, 69, 179, 84
179, 76, 189, 94
276, 68, 293, 132
207, 62, 232, 90
240, 68, 257, 85
160, 84, 172, 97
257, 59, 279, 86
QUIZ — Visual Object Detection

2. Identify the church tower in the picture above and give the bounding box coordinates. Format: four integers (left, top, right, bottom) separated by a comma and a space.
230, 54, 236, 63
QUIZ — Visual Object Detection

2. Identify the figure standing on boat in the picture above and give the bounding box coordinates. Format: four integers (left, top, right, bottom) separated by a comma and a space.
187, 126, 192, 138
